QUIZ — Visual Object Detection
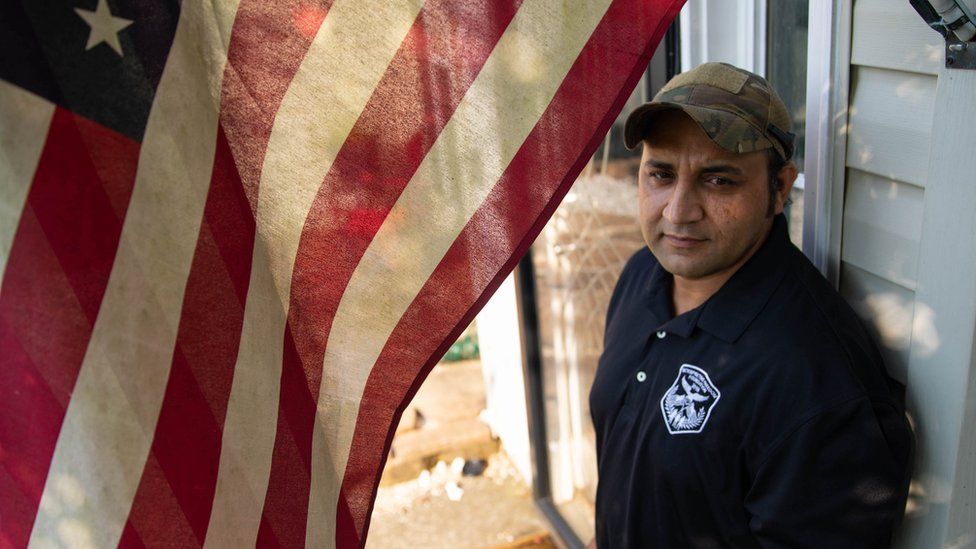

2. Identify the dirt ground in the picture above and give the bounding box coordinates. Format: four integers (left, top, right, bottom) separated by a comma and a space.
367, 444, 552, 548
366, 357, 555, 548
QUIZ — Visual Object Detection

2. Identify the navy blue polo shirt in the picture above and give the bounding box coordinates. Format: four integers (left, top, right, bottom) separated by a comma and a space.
590, 215, 912, 548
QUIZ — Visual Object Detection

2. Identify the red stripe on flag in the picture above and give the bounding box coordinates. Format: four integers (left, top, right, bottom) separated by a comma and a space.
119, 127, 255, 547
257, 1, 523, 545
338, 0, 685, 543
0, 109, 139, 547
218, 0, 333, 209
120, 2, 333, 545
0, 308, 61, 549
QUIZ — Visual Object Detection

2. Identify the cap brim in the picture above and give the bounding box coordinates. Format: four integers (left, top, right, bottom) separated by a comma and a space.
623, 103, 685, 149
623, 102, 778, 157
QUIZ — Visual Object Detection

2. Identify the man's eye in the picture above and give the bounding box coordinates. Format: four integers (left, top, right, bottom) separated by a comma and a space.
706, 176, 737, 187
646, 171, 673, 182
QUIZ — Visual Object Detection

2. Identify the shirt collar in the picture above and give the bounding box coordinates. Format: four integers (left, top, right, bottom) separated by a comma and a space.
643, 214, 792, 343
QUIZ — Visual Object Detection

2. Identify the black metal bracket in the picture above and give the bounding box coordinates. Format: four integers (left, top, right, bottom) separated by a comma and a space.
945, 35, 976, 68
910, 0, 976, 69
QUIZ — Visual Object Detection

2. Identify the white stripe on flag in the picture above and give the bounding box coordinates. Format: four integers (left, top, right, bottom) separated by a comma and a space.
0, 80, 55, 287
28, 1, 241, 546
305, 0, 615, 545
203, 0, 425, 545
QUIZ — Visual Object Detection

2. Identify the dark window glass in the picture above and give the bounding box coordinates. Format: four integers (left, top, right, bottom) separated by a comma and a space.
767, 1, 808, 174
767, 0, 808, 245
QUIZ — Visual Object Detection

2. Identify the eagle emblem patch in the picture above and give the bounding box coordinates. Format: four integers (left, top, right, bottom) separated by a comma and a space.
660, 364, 721, 434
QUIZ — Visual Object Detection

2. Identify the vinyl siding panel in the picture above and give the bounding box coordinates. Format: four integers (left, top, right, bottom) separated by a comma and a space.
851, 0, 942, 75
839, 262, 914, 384
841, 1, 935, 383
846, 66, 936, 187
841, 169, 924, 290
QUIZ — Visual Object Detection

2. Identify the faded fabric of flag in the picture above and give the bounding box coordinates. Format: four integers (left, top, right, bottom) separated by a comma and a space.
0, 0, 682, 546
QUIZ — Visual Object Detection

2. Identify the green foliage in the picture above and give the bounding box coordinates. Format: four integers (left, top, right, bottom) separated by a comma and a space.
442, 332, 479, 362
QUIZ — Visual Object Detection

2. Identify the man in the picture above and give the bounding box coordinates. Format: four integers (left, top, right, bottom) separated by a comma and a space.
588, 63, 913, 548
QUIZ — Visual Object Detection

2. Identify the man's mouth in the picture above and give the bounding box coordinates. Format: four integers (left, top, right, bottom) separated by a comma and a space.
662, 234, 706, 248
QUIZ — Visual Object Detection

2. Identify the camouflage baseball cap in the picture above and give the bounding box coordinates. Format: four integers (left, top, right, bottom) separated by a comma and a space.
623, 62, 795, 160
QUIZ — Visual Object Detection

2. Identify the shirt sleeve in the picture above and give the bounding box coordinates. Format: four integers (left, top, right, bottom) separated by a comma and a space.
745, 396, 913, 549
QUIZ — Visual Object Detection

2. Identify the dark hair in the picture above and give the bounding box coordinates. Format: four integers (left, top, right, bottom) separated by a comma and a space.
766, 149, 789, 217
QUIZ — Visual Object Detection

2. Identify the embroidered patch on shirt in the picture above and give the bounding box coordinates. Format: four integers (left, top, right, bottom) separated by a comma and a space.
660, 364, 721, 434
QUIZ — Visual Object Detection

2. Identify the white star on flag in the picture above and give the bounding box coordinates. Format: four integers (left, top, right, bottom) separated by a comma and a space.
74, 0, 132, 56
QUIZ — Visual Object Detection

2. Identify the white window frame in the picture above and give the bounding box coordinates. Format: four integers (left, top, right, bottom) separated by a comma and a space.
679, 0, 767, 76
801, 1, 852, 284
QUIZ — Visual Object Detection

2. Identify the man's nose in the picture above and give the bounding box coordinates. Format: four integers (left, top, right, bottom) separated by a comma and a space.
662, 178, 703, 224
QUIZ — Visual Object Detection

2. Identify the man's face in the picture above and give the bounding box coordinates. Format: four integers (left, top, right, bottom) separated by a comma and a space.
638, 110, 792, 281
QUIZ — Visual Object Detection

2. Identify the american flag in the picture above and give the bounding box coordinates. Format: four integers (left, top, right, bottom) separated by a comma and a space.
0, 0, 681, 546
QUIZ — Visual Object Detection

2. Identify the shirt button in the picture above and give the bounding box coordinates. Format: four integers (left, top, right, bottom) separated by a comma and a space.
656, 330, 667, 339
636, 371, 647, 382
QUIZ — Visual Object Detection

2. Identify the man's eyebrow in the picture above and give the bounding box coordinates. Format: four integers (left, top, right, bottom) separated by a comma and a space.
641, 161, 746, 175
643, 160, 674, 170
700, 164, 745, 175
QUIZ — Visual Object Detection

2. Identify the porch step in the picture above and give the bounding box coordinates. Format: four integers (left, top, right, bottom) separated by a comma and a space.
381, 417, 499, 486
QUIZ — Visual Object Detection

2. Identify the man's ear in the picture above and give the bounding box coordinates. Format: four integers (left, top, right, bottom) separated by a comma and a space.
773, 161, 799, 215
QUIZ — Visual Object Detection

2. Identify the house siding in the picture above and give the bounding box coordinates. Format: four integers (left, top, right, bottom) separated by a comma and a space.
843, 1, 976, 546
839, 0, 938, 386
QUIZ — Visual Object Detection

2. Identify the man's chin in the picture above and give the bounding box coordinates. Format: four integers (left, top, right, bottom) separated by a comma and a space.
651, 243, 696, 270
654, 251, 720, 280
